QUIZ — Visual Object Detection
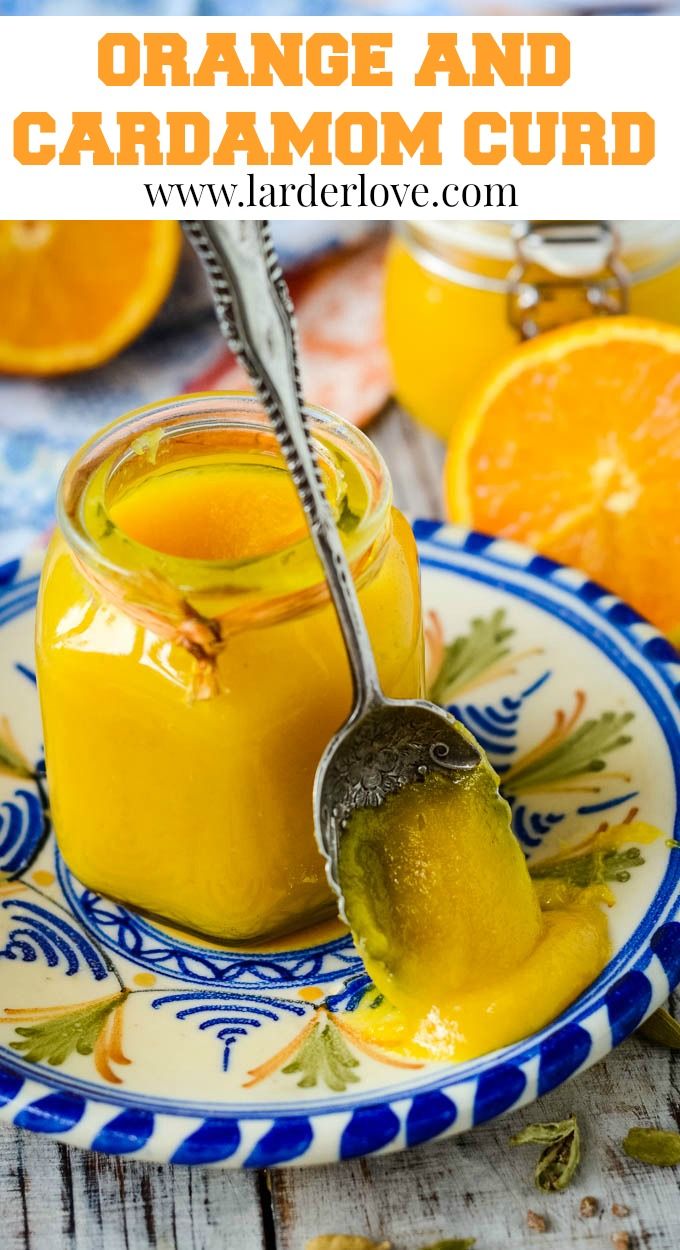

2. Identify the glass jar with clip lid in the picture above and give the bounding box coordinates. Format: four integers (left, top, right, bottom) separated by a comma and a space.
385, 220, 680, 438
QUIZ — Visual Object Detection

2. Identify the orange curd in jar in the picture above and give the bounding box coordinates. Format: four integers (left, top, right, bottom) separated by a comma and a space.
385, 221, 680, 439
36, 394, 424, 942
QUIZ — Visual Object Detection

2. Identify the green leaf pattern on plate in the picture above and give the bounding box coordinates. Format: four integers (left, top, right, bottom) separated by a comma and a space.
283, 1016, 361, 1092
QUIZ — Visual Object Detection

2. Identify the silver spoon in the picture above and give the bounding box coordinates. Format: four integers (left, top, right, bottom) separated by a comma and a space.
184, 220, 481, 924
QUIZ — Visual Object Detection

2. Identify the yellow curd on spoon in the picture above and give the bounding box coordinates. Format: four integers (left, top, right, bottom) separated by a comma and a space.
338, 760, 610, 1062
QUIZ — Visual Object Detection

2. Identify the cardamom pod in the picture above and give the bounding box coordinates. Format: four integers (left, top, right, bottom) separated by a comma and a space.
622, 1127, 680, 1166
511, 1114, 580, 1191
305, 1238, 391, 1250
637, 1006, 680, 1049
305, 1240, 390, 1250
420, 1241, 476, 1250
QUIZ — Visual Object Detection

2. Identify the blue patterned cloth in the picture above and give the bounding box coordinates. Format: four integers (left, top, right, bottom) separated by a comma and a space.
0, 1, 674, 12
1, 1, 465, 13
0, 321, 223, 560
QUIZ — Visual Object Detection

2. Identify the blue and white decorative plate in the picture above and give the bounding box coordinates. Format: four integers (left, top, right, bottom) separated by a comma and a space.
0, 522, 679, 1167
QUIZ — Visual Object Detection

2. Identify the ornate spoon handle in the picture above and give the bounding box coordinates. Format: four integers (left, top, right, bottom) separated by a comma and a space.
183, 220, 382, 715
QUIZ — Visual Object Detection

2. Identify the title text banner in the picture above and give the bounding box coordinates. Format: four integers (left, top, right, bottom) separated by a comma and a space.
0, 15, 674, 218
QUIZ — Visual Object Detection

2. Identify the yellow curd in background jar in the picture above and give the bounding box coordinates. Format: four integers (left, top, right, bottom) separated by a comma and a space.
36, 394, 423, 943
385, 221, 680, 439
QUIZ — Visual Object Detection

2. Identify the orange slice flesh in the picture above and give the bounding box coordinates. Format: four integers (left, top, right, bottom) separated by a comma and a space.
0, 221, 181, 375
445, 317, 680, 634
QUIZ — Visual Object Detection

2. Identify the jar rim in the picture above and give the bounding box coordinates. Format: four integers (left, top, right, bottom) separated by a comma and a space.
405, 220, 680, 263
57, 391, 392, 617
400, 220, 680, 293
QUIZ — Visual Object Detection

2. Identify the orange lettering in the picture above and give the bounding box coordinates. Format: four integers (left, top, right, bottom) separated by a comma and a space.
14, 112, 55, 164
335, 112, 377, 164
471, 34, 523, 86
381, 112, 442, 164
59, 113, 114, 165
415, 34, 469, 86
193, 34, 248, 86
563, 112, 608, 165
98, 33, 140, 85
251, 33, 303, 86
464, 112, 506, 163
510, 111, 558, 165
144, 33, 190, 86
353, 33, 392, 85
270, 113, 332, 164
117, 112, 162, 165
167, 113, 210, 164
527, 34, 570, 86
612, 112, 654, 165
213, 113, 269, 165
306, 33, 348, 86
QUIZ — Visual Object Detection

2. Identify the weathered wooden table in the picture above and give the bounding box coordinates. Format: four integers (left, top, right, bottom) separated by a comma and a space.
3, 407, 679, 1250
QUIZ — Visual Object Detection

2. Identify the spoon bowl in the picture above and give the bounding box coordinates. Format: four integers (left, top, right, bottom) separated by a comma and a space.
314, 698, 481, 922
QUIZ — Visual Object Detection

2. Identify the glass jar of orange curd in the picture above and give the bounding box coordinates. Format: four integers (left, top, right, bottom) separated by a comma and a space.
385, 221, 680, 439
36, 394, 424, 943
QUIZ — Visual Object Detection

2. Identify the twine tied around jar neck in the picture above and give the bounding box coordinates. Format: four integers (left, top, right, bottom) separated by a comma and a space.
508, 220, 630, 339
72, 529, 389, 704
71, 550, 226, 700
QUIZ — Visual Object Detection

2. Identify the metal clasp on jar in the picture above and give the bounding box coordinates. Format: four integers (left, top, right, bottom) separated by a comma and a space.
508, 221, 630, 339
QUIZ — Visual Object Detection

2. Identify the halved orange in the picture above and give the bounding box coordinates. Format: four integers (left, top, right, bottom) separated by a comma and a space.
445, 317, 680, 634
0, 221, 181, 376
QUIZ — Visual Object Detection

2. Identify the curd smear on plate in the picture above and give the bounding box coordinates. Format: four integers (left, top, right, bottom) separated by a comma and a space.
336, 755, 658, 1063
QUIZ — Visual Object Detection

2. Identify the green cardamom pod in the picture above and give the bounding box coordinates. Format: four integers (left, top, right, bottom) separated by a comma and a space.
305, 1238, 390, 1250
623, 1127, 680, 1166
420, 1241, 476, 1250
638, 1006, 680, 1049
511, 1114, 580, 1191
